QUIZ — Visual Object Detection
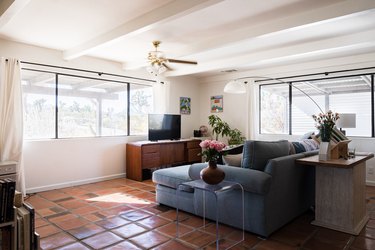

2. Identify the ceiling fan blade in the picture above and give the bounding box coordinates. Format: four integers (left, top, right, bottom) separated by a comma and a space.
167, 58, 197, 65
162, 63, 173, 71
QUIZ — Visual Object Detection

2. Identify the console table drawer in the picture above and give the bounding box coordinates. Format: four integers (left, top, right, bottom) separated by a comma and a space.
188, 148, 202, 162
142, 145, 160, 154
142, 154, 160, 168
186, 140, 201, 149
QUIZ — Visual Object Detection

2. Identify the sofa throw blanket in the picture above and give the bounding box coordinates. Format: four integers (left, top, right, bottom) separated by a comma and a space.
289, 139, 319, 154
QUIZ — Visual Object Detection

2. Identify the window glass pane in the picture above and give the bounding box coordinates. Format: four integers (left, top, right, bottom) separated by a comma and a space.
260, 84, 289, 134
58, 76, 99, 138
327, 76, 372, 137
291, 82, 326, 135
130, 84, 153, 135
22, 70, 56, 139
101, 83, 128, 136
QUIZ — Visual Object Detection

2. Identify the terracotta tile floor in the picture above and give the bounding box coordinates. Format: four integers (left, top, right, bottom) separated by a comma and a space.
25, 178, 375, 249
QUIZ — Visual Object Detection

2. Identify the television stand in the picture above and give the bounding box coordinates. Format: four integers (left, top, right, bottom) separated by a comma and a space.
126, 139, 202, 181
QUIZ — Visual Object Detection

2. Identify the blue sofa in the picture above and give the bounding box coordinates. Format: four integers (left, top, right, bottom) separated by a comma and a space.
152, 140, 316, 237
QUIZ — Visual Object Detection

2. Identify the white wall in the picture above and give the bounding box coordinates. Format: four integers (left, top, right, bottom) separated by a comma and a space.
198, 80, 247, 142
197, 52, 375, 185
23, 136, 145, 193
159, 76, 201, 139
0, 39, 201, 192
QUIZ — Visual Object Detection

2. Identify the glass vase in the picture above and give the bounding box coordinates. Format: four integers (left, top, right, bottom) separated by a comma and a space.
320, 125, 331, 142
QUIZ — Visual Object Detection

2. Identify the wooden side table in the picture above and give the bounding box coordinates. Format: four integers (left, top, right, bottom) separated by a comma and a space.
296, 153, 374, 235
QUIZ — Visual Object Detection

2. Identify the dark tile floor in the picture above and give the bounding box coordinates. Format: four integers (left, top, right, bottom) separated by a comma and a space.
25, 178, 375, 249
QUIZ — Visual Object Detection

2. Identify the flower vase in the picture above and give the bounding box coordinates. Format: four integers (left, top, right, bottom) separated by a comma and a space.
200, 160, 225, 185
320, 125, 331, 142
319, 125, 331, 161
319, 141, 331, 161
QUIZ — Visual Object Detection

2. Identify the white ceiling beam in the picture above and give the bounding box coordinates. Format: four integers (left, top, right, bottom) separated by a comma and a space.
63, 0, 223, 60
0, 0, 30, 28
154, 0, 375, 63
166, 29, 375, 76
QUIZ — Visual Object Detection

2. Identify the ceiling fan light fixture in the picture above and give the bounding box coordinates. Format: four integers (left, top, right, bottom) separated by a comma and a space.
146, 40, 197, 76
147, 63, 167, 77
224, 80, 247, 94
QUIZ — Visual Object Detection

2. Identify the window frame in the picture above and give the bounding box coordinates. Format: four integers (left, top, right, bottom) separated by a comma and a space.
258, 72, 375, 137
22, 67, 153, 140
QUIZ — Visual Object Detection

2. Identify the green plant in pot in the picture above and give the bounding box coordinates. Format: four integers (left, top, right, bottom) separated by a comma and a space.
208, 115, 231, 140
228, 128, 246, 145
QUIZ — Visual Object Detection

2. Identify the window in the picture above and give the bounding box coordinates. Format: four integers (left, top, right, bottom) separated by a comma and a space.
259, 73, 374, 137
260, 84, 289, 134
130, 84, 153, 135
291, 82, 325, 135
21, 68, 153, 139
22, 71, 56, 139
328, 76, 372, 137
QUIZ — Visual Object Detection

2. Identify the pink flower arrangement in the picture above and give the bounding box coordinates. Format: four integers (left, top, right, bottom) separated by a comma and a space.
199, 140, 226, 162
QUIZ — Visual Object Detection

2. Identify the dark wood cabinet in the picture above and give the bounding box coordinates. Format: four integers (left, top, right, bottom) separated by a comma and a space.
126, 139, 201, 181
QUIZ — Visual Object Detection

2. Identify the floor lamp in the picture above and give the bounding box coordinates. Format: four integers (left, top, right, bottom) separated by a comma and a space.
224, 76, 329, 159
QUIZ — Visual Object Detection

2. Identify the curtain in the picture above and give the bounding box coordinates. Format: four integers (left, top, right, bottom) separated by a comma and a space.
246, 79, 257, 140
153, 79, 170, 113
0, 57, 25, 196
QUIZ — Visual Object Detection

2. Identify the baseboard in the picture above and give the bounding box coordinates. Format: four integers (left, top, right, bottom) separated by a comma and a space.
26, 173, 126, 194
366, 180, 375, 186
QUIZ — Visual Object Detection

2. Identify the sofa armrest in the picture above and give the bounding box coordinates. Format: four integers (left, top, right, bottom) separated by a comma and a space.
263, 151, 318, 176
188, 163, 272, 195
262, 152, 316, 205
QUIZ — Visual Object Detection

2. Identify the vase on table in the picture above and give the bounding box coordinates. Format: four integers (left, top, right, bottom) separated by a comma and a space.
200, 160, 225, 185
319, 124, 331, 161
320, 124, 332, 142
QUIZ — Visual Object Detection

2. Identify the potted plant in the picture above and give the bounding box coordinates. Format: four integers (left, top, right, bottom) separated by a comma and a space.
208, 115, 231, 140
228, 128, 246, 145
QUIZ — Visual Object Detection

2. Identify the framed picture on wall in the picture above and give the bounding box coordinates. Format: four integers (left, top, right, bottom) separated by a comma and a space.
180, 97, 191, 114
211, 95, 223, 112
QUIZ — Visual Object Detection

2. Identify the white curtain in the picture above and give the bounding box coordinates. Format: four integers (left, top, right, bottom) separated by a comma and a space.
246, 79, 257, 140
152, 79, 170, 113
0, 57, 25, 196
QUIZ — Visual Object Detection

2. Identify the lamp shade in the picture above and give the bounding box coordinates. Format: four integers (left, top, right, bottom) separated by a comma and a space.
223, 80, 246, 94
336, 113, 356, 128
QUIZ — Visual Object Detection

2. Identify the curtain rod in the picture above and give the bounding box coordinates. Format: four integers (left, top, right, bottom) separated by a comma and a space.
254, 66, 375, 83
20, 60, 156, 83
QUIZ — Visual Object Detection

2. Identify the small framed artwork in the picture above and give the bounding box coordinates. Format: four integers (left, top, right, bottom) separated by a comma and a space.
180, 97, 191, 115
211, 95, 223, 113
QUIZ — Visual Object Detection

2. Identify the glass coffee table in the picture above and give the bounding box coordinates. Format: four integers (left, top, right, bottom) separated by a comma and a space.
176, 179, 244, 250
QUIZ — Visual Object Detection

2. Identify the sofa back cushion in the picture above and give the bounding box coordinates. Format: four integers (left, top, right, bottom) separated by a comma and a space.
241, 140, 290, 171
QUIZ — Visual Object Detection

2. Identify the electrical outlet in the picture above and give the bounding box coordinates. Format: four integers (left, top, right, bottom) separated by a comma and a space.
368, 167, 374, 175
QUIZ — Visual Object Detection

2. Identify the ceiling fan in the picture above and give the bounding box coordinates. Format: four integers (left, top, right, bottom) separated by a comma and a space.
147, 41, 197, 76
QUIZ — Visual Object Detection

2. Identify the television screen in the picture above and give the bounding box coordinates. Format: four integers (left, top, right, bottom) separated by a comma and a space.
148, 114, 181, 141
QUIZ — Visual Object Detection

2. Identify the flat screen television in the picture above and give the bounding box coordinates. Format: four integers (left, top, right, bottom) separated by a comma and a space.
148, 114, 181, 141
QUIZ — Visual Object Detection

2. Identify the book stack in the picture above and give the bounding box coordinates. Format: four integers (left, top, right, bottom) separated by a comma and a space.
330, 127, 349, 144
16, 202, 39, 250
330, 127, 351, 159
0, 178, 16, 223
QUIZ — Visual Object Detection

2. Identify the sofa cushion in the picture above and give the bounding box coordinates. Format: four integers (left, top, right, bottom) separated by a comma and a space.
222, 153, 242, 167
242, 140, 290, 171
152, 165, 193, 191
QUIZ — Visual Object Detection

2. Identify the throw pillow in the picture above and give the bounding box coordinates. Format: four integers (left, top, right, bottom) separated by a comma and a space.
299, 131, 315, 140
222, 153, 242, 167
291, 142, 306, 153
299, 139, 319, 151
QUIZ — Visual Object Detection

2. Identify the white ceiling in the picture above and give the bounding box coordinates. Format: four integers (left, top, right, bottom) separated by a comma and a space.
1, 0, 375, 78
